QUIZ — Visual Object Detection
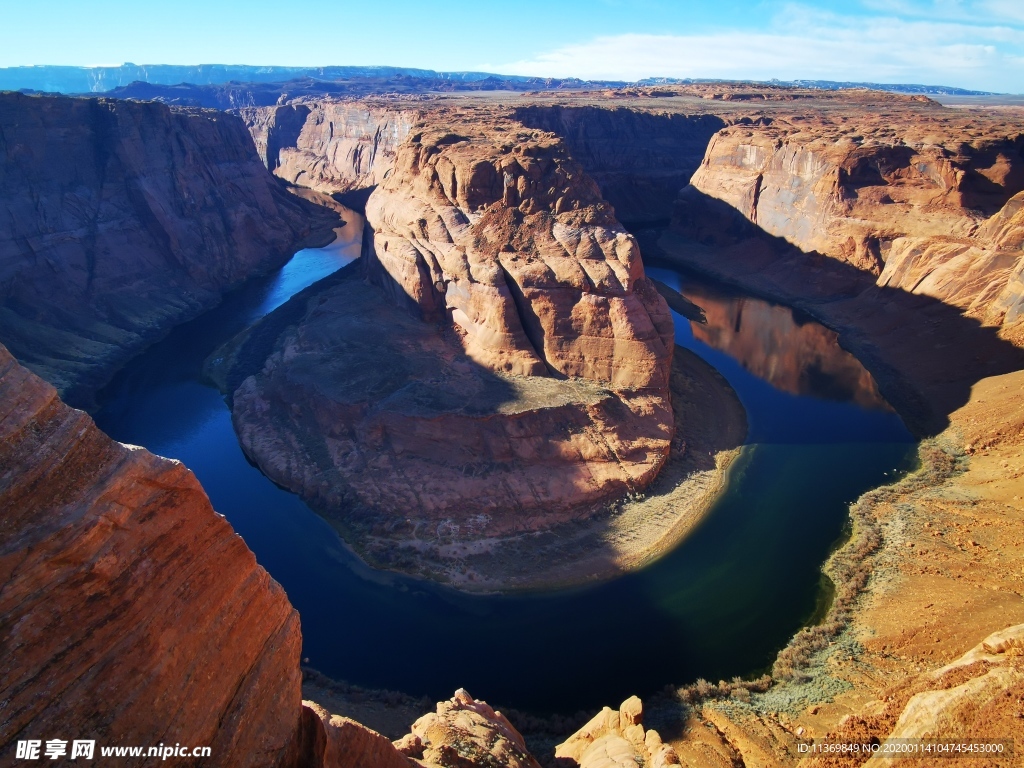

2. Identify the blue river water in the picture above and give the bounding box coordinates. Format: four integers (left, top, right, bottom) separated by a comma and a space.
94, 223, 917, 714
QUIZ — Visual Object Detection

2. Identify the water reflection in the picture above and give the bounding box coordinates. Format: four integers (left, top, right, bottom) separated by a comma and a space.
653, 271, 888, 410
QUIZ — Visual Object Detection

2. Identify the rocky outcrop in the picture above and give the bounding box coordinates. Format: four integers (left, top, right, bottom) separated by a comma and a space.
240, 102, 416, 194
0, 343, 304, 766
402, 689, 541, 768
219, 109, 678, 585
298, 702, 417, 768
680, 114, 1024, 325
805, 623, 1024, 768
0, 92, 338, 405
298, 689, 544, 768
556, 696, 680, 768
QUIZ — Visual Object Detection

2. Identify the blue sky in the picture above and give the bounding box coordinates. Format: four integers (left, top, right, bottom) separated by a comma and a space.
2, 0, 1022, 92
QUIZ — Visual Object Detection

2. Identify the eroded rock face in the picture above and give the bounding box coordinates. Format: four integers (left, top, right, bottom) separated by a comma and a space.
512, 106, 727, 224
364, 113, 674, 389
224, 110, 675, 563
240, 102, 416, 194
879, 189, 1024, 324
0, 92, 338, 404
681, 116, 1024, 324
406, 689, 541, 768
0, 343, 304, 767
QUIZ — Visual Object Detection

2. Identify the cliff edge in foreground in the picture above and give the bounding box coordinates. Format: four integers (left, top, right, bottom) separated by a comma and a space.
0, 341, 549, 767
0, 343, 304, 765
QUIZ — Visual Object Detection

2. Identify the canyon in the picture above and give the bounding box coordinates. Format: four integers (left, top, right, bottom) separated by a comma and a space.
2, 81, 1024, 767
211, 104, 759, 589
0, 340, 552, 767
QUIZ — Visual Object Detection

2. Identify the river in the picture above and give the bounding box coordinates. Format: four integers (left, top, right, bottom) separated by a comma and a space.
94, 214, 916, 714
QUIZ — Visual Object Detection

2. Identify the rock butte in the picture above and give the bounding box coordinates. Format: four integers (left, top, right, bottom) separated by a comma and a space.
217, 109, 687, 577
2, 83, 1024, 765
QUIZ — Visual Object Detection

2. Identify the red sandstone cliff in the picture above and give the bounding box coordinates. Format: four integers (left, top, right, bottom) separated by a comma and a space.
0, 92, 338, 405
364, 112, 674, 389
239, 102, 416, 194
0, 343, 305, 766
681, 115, 1024, 325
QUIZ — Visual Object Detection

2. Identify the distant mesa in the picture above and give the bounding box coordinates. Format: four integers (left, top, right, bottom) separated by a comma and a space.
0, 62, 1002, 98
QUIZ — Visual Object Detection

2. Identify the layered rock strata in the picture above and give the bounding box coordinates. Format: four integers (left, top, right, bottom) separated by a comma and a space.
0, 343, 304, 766
679, 115, 1024, 324
240, 102, 416, 194
0, 92, 338, 404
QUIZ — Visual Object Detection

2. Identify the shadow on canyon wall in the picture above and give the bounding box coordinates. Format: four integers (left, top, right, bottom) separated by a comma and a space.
654, 187, 1024, 437
513, 106, 728, 226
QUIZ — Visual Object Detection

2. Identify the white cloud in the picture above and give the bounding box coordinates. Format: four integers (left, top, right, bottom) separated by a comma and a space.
493, 4, 1024, 92
981, 0, 1024, 23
